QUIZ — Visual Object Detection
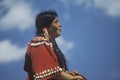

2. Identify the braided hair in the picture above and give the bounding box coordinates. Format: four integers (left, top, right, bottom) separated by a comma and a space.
50, 39, 68, 71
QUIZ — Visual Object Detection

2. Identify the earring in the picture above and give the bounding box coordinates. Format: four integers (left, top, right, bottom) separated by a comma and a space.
42, 28, 49, 40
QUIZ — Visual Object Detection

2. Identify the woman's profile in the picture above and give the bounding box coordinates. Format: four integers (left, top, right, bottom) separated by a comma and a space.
24, 9, 87, 80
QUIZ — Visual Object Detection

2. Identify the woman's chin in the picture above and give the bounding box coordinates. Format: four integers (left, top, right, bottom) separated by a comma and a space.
55, 34, 60, 38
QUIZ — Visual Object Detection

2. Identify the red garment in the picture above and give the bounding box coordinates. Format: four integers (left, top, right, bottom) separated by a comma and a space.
24, 37, 63, 80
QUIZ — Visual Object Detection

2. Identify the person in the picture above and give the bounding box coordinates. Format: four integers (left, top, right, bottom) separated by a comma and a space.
24, 9, 87, 80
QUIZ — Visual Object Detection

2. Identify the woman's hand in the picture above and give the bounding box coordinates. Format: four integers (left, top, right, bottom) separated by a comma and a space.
69, 70, 79, 75
56, 70, 87, 80
72, 75, 85, 80
69, 70, 87, 80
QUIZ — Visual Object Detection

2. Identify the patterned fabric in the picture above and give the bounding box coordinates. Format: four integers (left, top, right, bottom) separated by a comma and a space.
24, 36, 64, 80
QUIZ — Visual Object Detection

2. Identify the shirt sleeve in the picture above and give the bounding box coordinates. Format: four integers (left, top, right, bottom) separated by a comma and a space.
29, 42, 63, 80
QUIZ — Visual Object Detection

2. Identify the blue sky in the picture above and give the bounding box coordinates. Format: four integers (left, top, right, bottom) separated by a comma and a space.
0, 0, 120, 80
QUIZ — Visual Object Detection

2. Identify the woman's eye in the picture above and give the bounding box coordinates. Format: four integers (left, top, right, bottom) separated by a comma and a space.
55, 20, 59, 23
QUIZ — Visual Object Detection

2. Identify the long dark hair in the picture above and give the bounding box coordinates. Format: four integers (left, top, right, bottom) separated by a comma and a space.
35, 9, 68, 70
50, 39, 68, 71
35, 9, 58, 36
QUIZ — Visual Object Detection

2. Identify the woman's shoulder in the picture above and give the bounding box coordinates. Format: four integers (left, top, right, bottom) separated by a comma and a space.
28, 36, 52, 48
32, 36, 47, 41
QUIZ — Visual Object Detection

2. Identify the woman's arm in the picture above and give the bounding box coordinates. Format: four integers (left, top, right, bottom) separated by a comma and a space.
54, 71, 84, 80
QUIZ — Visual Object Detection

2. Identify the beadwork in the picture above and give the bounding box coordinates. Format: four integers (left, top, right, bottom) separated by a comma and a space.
30, 41, 53, 48
33, 66, 63, 80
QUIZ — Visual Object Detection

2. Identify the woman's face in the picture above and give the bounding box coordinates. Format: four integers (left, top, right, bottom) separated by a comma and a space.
47, 17, 62, 38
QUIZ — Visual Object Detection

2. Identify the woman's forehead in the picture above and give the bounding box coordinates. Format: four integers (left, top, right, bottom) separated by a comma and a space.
53, 17, 58, 21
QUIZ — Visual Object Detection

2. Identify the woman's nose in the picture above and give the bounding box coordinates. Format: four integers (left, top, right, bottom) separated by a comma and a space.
59, 22, 62, 27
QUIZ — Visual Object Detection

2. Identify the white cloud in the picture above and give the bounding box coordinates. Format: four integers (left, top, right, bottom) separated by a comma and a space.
59, 0, 120, 17
60, 0, 84, 8
0, 37, 74, 63
56, 37, 74, 59
93, 0, 120, 17
59, 0, 84, 21
0, 0, 35, 31
73, 0, 85, 6
0, 40, 26, 63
